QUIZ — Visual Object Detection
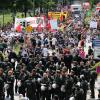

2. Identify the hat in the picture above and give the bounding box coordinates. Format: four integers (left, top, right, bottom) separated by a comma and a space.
39, 61, 42, 64
56, 70, 60, 73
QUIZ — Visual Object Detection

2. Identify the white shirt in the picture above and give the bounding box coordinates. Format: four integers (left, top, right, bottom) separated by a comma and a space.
52, 37, 57, 45
42, 47, 48, 57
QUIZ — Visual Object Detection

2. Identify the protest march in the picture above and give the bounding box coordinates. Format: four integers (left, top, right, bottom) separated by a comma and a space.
0, 1, 100, 100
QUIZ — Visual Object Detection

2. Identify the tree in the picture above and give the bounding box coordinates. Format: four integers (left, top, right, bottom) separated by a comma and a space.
16, 0, 33, 17
89, 0, 95, 9
0, 0, 13, 9
42, 0, 55, 13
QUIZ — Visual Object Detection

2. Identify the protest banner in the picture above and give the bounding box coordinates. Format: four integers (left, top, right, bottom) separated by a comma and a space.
48, 12, 68, 20
14, 17, 45, 31
14, 18, 26, 30
93, 39, 100, 59
90, 21, 97, 29
50, 19, 58, 30
25, 17, 45, 27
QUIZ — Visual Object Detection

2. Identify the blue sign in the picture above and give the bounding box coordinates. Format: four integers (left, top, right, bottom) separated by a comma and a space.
50, 20, 58, 30
92, 39, 100, 47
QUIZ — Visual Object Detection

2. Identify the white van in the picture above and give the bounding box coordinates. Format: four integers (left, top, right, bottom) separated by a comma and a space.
71, 4, 82, 12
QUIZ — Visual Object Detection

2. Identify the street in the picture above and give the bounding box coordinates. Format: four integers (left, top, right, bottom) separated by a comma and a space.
4, 76, 100, 100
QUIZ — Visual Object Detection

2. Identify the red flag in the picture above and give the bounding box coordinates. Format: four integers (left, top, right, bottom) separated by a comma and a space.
43, 15, 46, 21
60, 15, 63, 22
16, 25, 21, 32
48, 15, 51, 20
37, 23, 42, 32
46, 21, 51, 30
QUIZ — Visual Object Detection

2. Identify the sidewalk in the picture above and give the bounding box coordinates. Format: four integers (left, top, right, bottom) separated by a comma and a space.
87, 76, 100, 100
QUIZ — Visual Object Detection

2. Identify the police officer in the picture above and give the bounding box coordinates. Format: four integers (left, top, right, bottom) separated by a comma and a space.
31, 69, 42, 100
80, 75, 88, 100
60, 68, 67, 100
52, 70, 62, 99
65, 73, 74, 100
14, 63, 20, 93
52, 95, 59, 100
90, 71, 97, 98
6, 70, 14, 100
74, 85, 84, 100
25, 74, 37, 100
0, 68, 5, 100
41, 72, 51, 100
81, 66, 90, 82
18, 69, 28, 97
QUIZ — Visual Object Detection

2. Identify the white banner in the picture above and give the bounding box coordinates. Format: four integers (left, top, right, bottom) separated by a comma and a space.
25, 17, 45, 27
90, 21, 97, 28
94, 47, 100, 59
14, 17, 45, 30
14, 18, 26, 29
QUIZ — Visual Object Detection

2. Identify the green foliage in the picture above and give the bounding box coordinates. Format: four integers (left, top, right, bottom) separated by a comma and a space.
42, 0, 55, 8
16, 0, 33, 10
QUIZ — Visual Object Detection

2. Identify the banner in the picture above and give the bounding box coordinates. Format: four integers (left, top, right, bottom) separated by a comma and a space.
15, 17, 45, 31
14, 18, 26, 30
48, 12, 68, 20
90, 21, 97, 29
93, 39, 100, 59
50, 19, 58, 30
25, 17, 45, 27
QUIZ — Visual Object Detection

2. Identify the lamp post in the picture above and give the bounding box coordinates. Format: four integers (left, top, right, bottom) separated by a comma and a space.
2, 10, 4, 27
32, 0, 35, 16
13, 1, 16, 23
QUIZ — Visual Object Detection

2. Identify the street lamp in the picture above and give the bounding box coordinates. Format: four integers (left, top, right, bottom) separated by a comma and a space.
3, 11, 4, 27
13, 1, 16, 23
32, 0, 35, 16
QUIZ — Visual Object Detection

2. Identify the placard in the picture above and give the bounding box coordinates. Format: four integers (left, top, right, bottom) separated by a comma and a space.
90, 21, 97, 28
50, 19, 58, 29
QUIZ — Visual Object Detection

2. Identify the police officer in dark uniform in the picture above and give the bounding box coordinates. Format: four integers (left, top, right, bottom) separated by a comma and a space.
80, 75, 88, 100
72, 61, 80, 76
81, 66, 90, 82
8, 50, 17, 62
74, 85, 84, 100
46, 69, 54, 100
41, 72, 51, 100
18, 69, 28, 97
25, 74, 37, 100
0, 68, 5, 100
31, 69, 42, 100
6, 70, 14, 100
52, 70, 62, 99
60, 70, 67, 100
14, 64, 20, 93
65, 73, 74, 100
90, 71, 97, 98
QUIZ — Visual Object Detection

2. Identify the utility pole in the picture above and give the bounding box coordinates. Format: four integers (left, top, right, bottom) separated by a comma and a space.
3, 10, 4, 27
33, 0, 35, 16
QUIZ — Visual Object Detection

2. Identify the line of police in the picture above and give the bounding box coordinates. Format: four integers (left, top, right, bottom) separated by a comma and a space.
0, 56, 97, 100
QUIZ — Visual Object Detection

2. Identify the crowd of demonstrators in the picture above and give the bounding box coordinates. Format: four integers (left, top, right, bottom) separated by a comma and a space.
0, 24, 98, 100
0, 11, 99, 100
